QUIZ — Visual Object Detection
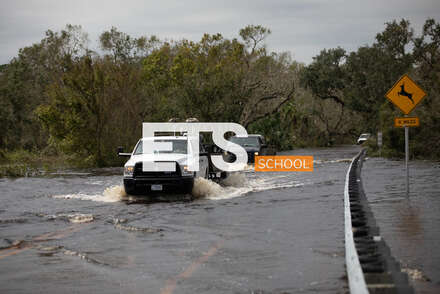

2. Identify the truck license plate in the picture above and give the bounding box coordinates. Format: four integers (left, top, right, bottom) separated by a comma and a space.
151, 184, 163, 191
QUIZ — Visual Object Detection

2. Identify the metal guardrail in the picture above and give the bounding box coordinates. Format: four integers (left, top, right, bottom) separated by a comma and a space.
344, 149, 414, 294
345, 151, 369, 294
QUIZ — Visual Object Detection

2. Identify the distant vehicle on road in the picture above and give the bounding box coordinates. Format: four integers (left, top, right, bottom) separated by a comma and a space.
228, 134, 275, 163
357, 133, 371, 144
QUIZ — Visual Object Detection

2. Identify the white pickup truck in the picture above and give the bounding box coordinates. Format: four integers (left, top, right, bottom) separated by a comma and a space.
118, 136, 221, 195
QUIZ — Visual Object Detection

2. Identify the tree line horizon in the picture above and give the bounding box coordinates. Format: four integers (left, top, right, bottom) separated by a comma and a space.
0, 19, 439, 167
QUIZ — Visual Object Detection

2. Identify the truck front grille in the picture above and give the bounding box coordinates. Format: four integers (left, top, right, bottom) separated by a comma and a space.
133, 162, 181, 178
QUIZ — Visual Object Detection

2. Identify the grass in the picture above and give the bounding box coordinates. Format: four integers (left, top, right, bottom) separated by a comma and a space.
0, 149, 70, 177
364, 138, 405, 159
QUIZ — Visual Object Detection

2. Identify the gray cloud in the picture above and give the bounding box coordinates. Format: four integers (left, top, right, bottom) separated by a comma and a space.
0, 0, 439, 64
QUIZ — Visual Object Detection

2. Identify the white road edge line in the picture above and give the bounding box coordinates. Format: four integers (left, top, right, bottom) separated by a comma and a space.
345, 153, 369, 294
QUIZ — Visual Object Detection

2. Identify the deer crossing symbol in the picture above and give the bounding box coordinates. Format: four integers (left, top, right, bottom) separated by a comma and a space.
397, 83, 414, 104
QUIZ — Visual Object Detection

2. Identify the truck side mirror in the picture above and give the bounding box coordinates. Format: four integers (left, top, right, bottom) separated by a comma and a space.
117, 147, 131, 157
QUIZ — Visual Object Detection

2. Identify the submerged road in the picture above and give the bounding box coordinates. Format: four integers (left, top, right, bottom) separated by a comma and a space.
0, 146, 438, 293
362, 157, 440, 294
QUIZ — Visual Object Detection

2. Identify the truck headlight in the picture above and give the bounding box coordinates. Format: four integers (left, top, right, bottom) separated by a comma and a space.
181, 165, 193, 176
254, 152, 259, 156
124, 166, 134, 177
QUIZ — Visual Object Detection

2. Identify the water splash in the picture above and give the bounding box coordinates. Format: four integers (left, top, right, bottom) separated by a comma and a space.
192, 172, 302, 200
52, 172, 303, 203
52, 185, 126, 203
67, 213, 94, 223
221, 172, 247, 187
192, 177, 224, 198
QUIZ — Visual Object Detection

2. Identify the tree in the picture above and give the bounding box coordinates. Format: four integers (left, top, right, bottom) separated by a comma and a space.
299, 48, 348, 143
37, 56, 112, 165
239, 52, 296, 128
300, 47, 346, 106
0, 25, 89, 151
344, 20, 413, 134
239, 25, 271, 57
410, 18, 440, 158
376, 19, 413, 59
100, 27, 160, 62
141, 27, 297, 134
413, 18, 440, 93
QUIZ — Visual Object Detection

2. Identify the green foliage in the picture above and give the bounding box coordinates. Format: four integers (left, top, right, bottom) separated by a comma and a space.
142, 31, 296, 128
37, 55, 145, 166
299, 18, 439, 157
0, 148, 73, 177
248, 102, 292, 149
99, 27, 159, 61
239, 25, 271, 56
1, 19, 440, 172
300, 47, 346, 106
37, 56, 106, 165
0, 24, 89, 151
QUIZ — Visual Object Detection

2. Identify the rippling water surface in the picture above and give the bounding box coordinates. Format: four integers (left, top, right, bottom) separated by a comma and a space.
4, 146, 436, 293
362, 157, 440, 293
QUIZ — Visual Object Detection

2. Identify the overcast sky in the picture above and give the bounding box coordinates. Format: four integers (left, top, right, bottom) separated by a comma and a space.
0, 0, 439, 64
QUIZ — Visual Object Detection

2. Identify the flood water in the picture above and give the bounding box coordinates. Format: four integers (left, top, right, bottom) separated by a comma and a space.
0, 146, 438, 293
362, 157, 440, 294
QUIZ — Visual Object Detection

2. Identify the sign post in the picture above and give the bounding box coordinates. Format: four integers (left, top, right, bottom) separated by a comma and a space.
377, 131, 382, 157
385, 74, 427, 196
393, 116, 419, 195
405, 125, 409, 195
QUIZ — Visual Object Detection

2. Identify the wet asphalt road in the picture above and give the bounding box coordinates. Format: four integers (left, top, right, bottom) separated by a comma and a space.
0, 145, 438, 293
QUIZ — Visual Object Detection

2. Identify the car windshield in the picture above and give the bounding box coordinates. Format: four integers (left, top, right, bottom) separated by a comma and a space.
229, 136, 260, 147
134, 139, 188, 155
360, 134, 370, 139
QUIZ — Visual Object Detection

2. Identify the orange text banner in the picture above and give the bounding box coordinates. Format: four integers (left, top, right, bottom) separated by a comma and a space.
255, 156, 314, 172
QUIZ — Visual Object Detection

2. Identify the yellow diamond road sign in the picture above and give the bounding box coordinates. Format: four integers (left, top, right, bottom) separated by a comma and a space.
385, 74, 426, 115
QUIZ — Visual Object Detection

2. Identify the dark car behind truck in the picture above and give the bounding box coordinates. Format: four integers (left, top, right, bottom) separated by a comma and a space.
228, 134, 276, 163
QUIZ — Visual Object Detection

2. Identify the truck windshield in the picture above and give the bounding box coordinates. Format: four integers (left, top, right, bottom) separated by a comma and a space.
229, 136, 259, 147
134, 139, 188, 155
